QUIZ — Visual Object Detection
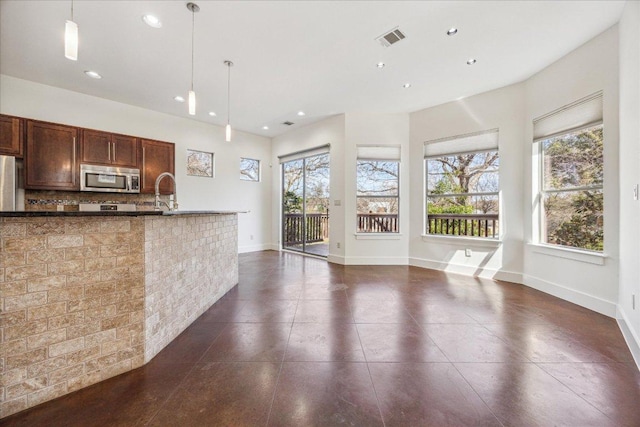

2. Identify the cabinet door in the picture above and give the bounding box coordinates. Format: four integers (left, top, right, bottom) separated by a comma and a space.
81, 129, 112, 165
0, 114, 24, 157
26, 121, 79, 190
111, 134, 138, 168
140, 139, 175, 195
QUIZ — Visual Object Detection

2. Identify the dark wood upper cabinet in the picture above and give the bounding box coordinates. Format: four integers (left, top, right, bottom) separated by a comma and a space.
139, 139, 175, 195
81, 130, 138, 168
0, 114, 24, 157
26, 120, 79, 191
111, 134, 138, 168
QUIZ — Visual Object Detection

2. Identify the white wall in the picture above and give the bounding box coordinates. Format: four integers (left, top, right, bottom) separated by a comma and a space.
344, 113, 410, 265
271, 115, 346, 258
523, 26, 620, 316
0, 75, 272, 253
617, 0, 640, 364
408, 83, 525, 282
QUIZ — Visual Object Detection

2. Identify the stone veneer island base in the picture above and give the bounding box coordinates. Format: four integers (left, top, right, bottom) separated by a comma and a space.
0, 212, 238, 418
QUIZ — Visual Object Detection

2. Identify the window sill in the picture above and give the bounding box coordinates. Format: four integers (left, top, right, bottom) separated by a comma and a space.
527, 243, 607, 265
354, 233, 402, 240
421, 234, 502, 248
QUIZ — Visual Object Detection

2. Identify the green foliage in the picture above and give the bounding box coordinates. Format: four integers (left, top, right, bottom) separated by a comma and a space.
544, 125, 604, 251
283, 191, 302, 213
427, 203, 473, 214
548, 191, 603, 251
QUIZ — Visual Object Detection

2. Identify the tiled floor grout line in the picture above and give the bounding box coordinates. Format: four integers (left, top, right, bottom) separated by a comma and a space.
142, 320, 233, 426
449, 361, 507, 427
263, 268, 299, 427
535, 361, 617, 423
345, 288, 387, 427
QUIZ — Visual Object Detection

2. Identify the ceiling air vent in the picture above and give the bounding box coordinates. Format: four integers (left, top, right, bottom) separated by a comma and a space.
376, 27, 406, 47
282, 121, 294, 126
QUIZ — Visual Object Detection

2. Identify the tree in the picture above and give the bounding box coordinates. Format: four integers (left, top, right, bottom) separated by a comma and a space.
426, 152, 499, 214
543, 126, 603, 250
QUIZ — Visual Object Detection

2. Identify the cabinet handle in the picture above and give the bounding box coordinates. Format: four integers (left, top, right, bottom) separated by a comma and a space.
72, 136, 77, 185
108, 141, 111, 161
112, 142, 116, 162
142, 147, 146, 185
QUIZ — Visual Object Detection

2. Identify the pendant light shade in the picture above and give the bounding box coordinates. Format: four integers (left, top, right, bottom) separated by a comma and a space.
186, 3, 199, 116
224, 60, 233, 142
188, 90, 196, 115
64, 1, 78, 61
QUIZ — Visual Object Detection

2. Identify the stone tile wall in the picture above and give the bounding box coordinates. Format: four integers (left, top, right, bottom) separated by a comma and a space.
144, 214, 238, 362
0, 217, 146, 418
25, 191, 157, 212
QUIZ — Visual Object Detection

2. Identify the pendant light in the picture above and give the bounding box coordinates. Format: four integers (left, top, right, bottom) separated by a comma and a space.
65, 0, 78, 61
186, 2, 200, 115
224, 60, 234, 142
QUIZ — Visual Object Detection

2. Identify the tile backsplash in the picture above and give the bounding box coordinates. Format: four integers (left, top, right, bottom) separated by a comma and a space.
25, 191, 157, 212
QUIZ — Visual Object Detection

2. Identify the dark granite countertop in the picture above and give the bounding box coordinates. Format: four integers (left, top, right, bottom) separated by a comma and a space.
0, 210, 241, 217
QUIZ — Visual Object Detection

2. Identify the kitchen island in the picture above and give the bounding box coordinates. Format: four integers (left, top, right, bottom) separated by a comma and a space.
0, 211, 238, 417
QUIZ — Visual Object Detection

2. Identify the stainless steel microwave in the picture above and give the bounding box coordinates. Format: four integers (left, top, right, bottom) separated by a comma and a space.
80, 164, 140, 193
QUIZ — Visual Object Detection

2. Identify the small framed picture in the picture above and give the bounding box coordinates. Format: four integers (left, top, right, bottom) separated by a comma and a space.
186, 149, 214, 177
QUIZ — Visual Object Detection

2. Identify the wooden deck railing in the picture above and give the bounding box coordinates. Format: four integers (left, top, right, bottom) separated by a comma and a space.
427, 213, 499, 238
357, 213, 399, 233
283, 213, 329, 246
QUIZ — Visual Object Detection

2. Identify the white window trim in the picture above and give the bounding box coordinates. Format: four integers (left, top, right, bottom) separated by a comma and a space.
527, 243, 607, 266
421, 234, 502, 247
536, 123, 604, 253
355, 233, 403, 240
356, 159, 400, 234
424, 148, 500, 239
240, 157, 261, 182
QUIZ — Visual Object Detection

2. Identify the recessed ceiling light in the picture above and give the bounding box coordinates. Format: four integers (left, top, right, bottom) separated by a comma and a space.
467, 58, 477, 65
377, 62, 385, 68
447, 28, 458, 36
142, 15, 162, 28
84, 70, 102, 79
174, 95, 185, 102
297, 111, 306, 116
403, 83, 411, 88
208, 111, 217, 116
262, 126, 269, 130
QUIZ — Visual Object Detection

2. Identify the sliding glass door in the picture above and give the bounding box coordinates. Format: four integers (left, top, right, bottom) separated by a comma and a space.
282, 152, 330, 257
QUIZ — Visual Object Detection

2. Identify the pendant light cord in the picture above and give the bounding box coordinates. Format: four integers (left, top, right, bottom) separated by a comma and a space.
191, 9, 195, 91
227, 62, 231, 125
71, 0, 74, 20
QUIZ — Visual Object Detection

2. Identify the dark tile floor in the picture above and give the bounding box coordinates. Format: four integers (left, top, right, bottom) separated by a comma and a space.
3, 250, 640, 426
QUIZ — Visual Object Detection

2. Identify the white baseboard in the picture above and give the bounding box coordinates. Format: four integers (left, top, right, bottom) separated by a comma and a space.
616, 306, 640, 370
408, 257, 522, 283
327, 254, 346, 265
522, 274, 617, 317
238, 243, 274, 253
343, 256, 409, 265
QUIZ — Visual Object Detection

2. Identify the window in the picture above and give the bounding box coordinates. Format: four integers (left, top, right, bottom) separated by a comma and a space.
534, 92, 603, 252
240, 158, 260, 182
424, 129, 499, 239
356, 145, 400, 233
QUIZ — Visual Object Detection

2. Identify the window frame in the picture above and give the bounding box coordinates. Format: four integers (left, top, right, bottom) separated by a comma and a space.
355, 159, 400, 234
537, 122, 604, 252
240, 157, 261, 182
424, 148, 500, 240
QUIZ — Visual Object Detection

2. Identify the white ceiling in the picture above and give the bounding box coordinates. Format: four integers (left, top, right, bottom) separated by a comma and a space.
0, 1, 626, 138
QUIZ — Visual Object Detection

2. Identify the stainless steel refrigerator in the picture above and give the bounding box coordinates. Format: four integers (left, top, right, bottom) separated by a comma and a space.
0, 155, 24, 211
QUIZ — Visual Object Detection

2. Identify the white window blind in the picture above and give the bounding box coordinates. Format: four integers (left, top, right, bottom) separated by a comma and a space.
356, 145, 401, 161
533, 91, 603, 142
278, 144, 330, 163
423, 129, 499, 158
